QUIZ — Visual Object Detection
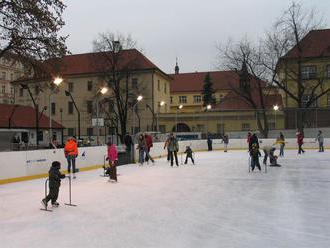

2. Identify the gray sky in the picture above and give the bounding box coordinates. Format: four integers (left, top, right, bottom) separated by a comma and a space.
62, 0, 330, 74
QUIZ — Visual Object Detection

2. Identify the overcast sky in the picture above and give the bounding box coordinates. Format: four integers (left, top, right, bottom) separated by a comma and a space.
62, 0, 330, 74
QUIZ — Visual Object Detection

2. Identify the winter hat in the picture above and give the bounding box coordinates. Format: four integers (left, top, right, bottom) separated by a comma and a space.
52, 161, 61, 169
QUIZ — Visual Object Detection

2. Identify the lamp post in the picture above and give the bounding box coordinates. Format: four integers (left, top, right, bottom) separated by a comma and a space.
49, 77, 63, 146
132, 95, 143, 136
65, 90, 81, 140
206, 104, 212, 134
157, 101, 165, 132
273, 105, 279, 130
175, 104, 183, 133
96, 86, 108, 145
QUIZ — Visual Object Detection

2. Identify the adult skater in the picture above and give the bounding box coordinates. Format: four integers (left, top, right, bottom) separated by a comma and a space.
249, 133, 259, 151
275, 132, 285, 157
106, 141, 118, 182
297, 131, 305, 154
168, 133, 179, 167
164, 135, 171, 162
222, 134, 229, 152
144, 133, 155, 164
316, 130, 324, 152
137, 134, 146, 165
207, 134, 212, 151
64, 136, 78, 178
247, 132, 252, 151
250, 143, 261, 172
41, 161, 66, 208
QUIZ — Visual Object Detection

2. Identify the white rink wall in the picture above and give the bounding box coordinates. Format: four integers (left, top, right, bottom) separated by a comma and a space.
0, 138, 326, 181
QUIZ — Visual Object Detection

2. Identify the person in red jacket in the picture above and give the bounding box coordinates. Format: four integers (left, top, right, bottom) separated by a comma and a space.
106, 141, 118, 182
144, 133, 155, 164
64, 137, 78, 178
297, 131, 305, 154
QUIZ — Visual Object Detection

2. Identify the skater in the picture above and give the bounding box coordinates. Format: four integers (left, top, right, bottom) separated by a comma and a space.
275, 132, 285, 157
222, 134, 229, 152
144, 133, 155, 164
106, 141, 118, 182
41, 161, 66, 208
168, 133, 179, 166
316, 130, 324, 152
247, 132, 252, 151
297, 131, 305, 154
207, 134, 213, 151
250, 143, 261, 172
137, 134, 146, 165
262, 145, 280, 166
64, 136, 78, 178
164, 135, 171, 162
184, 146, 194, 164
249, 133, 259, 151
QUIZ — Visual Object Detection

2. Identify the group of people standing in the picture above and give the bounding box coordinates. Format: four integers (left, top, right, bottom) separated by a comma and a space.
137, 133, 155, 165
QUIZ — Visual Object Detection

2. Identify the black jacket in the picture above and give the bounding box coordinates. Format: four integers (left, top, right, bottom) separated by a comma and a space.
49, 163, 66, 188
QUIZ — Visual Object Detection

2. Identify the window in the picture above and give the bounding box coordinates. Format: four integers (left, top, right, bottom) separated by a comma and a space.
179, 96, 187, 103
67, 128, 75, 136
164, 83, 167, 94
87, 128, 94, 136
219, 94, 225, 102
196, 124, 205, 132
170, 96, 173, 104
10, 73, 13, 81
159, 125, 166, 133
157, 80, 160, 91
37, 131, 43, 142
241, 123, 250, 131
68, 82, 74, 93
302, 95, 317, 107
1, 85, 5, 93
217, 124, 225, 134
34, 86, 40, 95
51, 102, 56, 115
10, 87, 14, 95
132, 78, 138, 89
19, 88, 24, 97
268, 122, 275, 130
68, 101, 74, 114
301, 66, 317, 80
327, 94, 330, 107
87, 101, 93, 114
193, 95, 201, 103
327, 65, 330, 78
2, 71, 6, 80
87, 81, 93, 91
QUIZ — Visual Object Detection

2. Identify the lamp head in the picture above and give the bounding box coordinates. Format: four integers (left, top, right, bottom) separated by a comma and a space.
53, 77, 63, 86
178, 104, 183, 109
65, 90, 70, 96
273, 105, 279, 111
206, 104, 212, 110
100, 87, 108, 95
160, 101, 165, 106
137, 95, 143, 101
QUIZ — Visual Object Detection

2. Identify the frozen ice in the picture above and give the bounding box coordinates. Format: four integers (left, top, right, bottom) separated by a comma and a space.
0, 150, 330, 248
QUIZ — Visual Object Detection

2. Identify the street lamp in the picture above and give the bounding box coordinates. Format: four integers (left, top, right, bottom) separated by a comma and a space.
65, 90, 81, 140
132, 95, 143, 135
273, 105, 279, 130
49, 77, 63, 146
96, 86, 109, 145
206, 104, 212, 134
175, 104, 183, 133
156, 101, 166, 132
206, 104, 212, 110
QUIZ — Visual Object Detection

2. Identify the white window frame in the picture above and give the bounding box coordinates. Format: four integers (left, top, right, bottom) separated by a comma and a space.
179, 96, 187, 104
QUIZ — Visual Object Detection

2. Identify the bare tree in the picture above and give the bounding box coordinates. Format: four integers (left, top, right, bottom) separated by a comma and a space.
0, 0, 68, 73
262, 1, 327, 131
218, 39, 272, 138
93, 32, 145, 142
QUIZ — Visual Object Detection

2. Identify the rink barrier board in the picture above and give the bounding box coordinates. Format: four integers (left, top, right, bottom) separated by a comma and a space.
0, 138, 328, 184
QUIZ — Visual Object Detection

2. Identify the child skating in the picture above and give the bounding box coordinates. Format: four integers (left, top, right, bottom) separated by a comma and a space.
250, 143, 261, 172
184, 146, 194, 164
106, 141, 118, 182
41, 161, 66, 208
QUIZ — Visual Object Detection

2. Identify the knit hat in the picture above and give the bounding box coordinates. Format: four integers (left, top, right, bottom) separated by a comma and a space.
52, 161, 61, 169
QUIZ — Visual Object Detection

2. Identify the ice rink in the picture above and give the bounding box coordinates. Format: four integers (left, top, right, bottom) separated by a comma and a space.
1, 149, 330, 248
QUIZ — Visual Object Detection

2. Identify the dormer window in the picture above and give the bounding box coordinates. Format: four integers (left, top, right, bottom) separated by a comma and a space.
301, 66, 317, 80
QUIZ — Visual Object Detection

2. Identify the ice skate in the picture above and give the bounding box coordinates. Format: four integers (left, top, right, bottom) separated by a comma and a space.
41, 199, 47, 208
52, 202, 60, 207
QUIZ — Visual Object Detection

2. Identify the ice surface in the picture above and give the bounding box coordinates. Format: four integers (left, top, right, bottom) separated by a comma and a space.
1, 150, 330, 248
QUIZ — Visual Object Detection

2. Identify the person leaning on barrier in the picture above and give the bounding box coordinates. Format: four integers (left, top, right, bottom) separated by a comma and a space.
64, 136, 78, 178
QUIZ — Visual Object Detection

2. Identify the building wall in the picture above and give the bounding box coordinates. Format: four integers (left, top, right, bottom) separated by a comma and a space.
0, 57, 26, 104
14, 70, 172, 140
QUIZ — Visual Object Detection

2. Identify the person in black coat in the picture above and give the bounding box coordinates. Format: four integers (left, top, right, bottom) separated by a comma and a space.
249, 133, 259, 151
124, 133, 133, 151
42, 161, 66, 208
250, 143, 261, 171
184, 146, 194, 164
207, 135, 212, 151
